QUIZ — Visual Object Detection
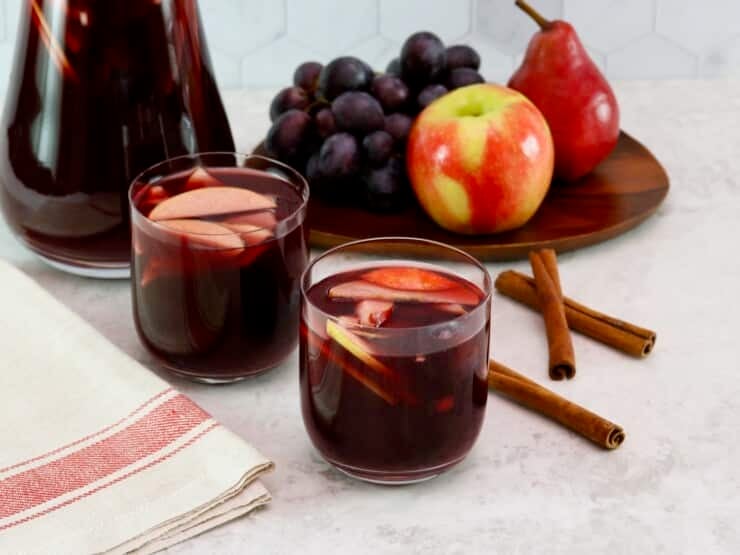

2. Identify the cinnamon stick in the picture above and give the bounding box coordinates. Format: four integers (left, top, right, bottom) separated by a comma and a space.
529, 249, 575, 380
495, 270, 656, 358
488, 360, 625, 449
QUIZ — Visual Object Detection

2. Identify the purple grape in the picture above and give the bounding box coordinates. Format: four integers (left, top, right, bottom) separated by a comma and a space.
265, 109, 312, 163
417, 84, 448, 110
362, 131, 395, 167
362, 157, 410, 212
371, 74, 409, 113
331, 92, 385, 135
315, 108, 337, 138
293, 61, 323, 94
306, 151, 345, 200
384, 113, 413, 144
270, 86, 310, 122
386, 58, 401, 76
445, 45, 481, 71
305, 152, 322, 182
400, 31, 447, 85
446, 67, 484, 90
317, 56, 374, 101
318, 133, 360, 178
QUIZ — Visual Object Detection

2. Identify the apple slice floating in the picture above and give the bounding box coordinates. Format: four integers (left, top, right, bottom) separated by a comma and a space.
326, 320, 394, 378
223, 210, 279, 232
158, 219, 244, 252
302, 324, 399, 406
329, 280, 480, 306
139, 220, 244, 286
324, 320, 418, 405
149, 186, 276, 222
362, 267, 458, 291
134, 184, 170, 214
220, 221, 274, 244
184, 167, 224, 191
356, 300, 393, 327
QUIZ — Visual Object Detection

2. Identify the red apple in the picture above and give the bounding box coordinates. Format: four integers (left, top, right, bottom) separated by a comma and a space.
406, 83, 554, 235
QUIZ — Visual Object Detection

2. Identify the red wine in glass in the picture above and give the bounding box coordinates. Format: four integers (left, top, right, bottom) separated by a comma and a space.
131, 154, 308, 382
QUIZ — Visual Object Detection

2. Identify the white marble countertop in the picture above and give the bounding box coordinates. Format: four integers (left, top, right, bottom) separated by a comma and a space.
2, 80, 740, 554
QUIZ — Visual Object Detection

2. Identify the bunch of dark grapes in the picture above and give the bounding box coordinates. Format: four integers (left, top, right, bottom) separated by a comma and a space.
264, 32, 482, 212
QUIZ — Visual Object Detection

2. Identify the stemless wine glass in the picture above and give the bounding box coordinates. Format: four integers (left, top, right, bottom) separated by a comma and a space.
130, 153, 309, 382
300, 237, 492, 484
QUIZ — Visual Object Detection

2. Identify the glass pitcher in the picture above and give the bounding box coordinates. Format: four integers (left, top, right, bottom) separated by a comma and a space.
0, 0, 235, 277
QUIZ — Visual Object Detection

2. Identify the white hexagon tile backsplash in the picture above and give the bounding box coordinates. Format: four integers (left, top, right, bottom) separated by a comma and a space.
0, 0, 739, 96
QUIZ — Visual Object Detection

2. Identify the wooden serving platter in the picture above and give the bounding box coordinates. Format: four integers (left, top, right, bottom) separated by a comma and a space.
275, 131, 669, 260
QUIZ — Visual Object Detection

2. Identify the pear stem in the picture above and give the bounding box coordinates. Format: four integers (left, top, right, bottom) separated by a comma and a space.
515, 0, 551, 30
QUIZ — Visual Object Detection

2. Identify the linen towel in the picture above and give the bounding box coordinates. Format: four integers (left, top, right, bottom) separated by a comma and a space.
0, 261, 273, 554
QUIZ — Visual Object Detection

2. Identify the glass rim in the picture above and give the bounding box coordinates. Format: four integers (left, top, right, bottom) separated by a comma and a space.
128, 152, 309, 237
300, 236, 493, 332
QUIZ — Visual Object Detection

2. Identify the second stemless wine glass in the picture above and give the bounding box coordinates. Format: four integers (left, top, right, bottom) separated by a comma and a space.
130, 153, 309, 382
300, 238, 492, 484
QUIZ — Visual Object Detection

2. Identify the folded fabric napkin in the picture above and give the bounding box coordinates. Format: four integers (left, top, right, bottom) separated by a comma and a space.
0, 261, 273, 554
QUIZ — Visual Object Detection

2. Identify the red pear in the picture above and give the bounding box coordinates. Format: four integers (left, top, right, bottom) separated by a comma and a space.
508, 0, 620, 182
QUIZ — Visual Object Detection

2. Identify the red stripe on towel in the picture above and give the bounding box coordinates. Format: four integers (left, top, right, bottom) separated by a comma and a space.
0, 394, 209, 521
0, 422, 219, 533
0, 388, 173, 474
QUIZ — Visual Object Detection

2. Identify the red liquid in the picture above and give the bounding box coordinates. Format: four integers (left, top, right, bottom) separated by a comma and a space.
132, 166, 308, 380
0, 0, 233, 272
300, 266, 490, 482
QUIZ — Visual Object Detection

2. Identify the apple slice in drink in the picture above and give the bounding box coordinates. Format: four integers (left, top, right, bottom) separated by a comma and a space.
325, 320, 417, 405
184, 167, 224, 191
222, 210, 278, 232
134, 184, 170, 214
361, 267, 458, 291
334, 315, 386, 339
149, 186, 276, 221
329, 280, 480, 306
356, 300, 393, 327
140, 219, 244, 286
326, 320, 394, 378
302, 323, 399, 406
159, 219, 244, 251
225, 222, 275, 267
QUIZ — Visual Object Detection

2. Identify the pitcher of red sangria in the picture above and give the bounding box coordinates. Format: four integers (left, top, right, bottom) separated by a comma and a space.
0, 0, 234, 277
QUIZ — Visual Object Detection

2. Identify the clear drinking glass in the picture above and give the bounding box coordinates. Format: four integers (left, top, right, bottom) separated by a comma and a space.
130, 153, 309, 382
300, 237, 492, 484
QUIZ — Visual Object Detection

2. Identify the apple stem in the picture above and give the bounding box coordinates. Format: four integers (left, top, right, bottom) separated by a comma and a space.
515, 0, 551, 30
